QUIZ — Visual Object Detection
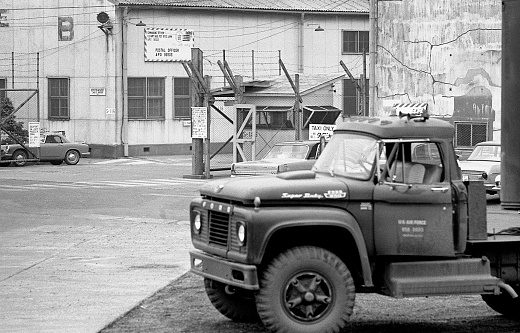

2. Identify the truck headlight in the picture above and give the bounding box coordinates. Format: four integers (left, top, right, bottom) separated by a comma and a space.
236, 222, 246, 245
193, 212, 202, 234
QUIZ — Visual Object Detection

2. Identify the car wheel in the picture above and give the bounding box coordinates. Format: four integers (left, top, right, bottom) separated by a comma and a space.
204, 278, 260, 323
12, 150, 28, 167
64, 150, 80, 165
256, 246, 355, 333
50, 160, 63, 165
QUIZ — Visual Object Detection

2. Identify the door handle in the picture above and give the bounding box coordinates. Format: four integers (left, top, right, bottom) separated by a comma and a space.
431, 187, 449, 193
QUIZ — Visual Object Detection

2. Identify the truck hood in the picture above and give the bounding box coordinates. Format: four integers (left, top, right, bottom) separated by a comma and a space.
200, 170, 349, 204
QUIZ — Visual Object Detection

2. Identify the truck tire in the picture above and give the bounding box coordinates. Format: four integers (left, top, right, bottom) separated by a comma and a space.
256, 246, 355, 333
482, 289, 520, 319
204, 278, 260, 323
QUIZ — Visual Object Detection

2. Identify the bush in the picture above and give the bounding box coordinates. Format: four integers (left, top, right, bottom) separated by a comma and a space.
1, 97, 28, 144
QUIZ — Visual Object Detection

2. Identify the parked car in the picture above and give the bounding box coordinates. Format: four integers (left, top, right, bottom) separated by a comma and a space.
0, 132, 90, 167
492, 174, 501, 196
458, 141, 500, 194
230, 140, 323, 177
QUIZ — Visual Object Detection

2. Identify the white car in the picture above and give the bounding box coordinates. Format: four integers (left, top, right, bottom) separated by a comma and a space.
458, 141, 500, 194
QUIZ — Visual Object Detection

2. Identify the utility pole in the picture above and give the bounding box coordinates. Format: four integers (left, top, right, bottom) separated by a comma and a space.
368, 0, 377, 116
501, 0, 520, 209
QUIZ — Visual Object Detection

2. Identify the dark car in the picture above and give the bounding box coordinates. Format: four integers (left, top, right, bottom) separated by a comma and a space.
230, 140, 323, 177
1, 132, 90, 167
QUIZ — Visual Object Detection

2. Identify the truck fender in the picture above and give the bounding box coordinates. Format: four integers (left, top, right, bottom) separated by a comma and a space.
258, 208, 374, 288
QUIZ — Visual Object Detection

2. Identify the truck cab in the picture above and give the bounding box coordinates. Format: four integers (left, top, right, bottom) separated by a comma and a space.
189, 112, 520, 333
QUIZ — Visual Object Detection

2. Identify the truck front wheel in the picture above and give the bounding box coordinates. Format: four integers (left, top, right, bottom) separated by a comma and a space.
256, 246, 355, 333
482, 287, 520, 319
204, 278, 260, 323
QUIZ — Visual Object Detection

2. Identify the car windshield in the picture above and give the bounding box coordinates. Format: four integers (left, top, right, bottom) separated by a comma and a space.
263, 144, 309, 160
313, 133, 378, 180
467, 144, 500, 162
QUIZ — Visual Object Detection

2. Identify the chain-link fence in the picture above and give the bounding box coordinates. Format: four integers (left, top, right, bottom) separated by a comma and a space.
0, 89, 39, 144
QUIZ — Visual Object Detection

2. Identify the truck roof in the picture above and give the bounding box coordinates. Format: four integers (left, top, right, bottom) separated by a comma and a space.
335, 116, 455, 140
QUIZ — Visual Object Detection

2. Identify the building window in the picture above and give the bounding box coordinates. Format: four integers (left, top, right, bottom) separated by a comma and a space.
343, 78, 368, 116
48, 78, 70, 120
0, 78, 6, 100
455, 122, 488, 147
342, 31, 369, 54
174, 77, 191, 118
128, 77, 165, 119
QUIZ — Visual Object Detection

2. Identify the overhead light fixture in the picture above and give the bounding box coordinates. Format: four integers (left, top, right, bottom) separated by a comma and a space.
136, 20, 146, 27
306, 23, 324, 32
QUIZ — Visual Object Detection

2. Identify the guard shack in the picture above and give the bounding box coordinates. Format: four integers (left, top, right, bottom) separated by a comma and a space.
213, 73, 345, 162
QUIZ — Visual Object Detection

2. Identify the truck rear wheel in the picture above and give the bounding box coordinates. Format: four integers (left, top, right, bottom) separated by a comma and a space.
256, 246, 355, 333
204, 278, 260, 323
482, 288, 520, 319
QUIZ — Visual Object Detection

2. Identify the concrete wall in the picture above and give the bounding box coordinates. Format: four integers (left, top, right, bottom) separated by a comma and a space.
376, 0, 501, 140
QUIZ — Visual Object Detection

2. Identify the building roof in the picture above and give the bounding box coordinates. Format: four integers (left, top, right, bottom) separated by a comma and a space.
107, 0, 369, 14
212, 72, 345, 97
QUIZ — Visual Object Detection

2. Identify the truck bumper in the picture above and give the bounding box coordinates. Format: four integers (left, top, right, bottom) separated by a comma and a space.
190, 250, 259, 291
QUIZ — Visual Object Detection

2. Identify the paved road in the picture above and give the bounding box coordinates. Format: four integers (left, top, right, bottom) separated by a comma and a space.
1, 157, 518, 333
0, 156, 214, 333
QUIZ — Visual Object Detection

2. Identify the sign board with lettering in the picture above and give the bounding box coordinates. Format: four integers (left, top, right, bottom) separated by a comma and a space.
309, 124, 336, 141
90, 88, 106, 96
144, 28, 195, 62
191, 107, 207, 139
28, 122, 41, 148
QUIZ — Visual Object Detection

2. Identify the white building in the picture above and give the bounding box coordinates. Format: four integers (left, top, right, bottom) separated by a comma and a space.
0, 0, 370, 157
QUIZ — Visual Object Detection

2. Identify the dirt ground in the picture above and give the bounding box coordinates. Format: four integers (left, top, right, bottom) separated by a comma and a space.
99, 271, 519, 333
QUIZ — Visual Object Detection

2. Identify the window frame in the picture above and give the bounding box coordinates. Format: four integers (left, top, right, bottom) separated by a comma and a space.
342, 30, 369, 54
48, 77, 70, 120
128, 77, 165, 120
173, 77, 191, 119
0, 78, 6, 100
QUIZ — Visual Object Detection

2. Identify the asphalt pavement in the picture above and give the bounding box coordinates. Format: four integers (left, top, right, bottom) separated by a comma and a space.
1, 155, 518, 333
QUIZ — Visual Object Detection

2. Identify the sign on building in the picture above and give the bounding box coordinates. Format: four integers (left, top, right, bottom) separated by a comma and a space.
90, 88, 106, 96
28, 122, 40, 148
144, 28, 194, 62
309, 124, 336, 141
58, 17, 74, 41
191, 107, 207, 139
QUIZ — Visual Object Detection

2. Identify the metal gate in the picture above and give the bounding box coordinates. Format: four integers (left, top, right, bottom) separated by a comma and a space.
233, 104, 256, 163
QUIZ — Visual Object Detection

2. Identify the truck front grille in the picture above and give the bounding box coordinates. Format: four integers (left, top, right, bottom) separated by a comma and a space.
208, 210, 230, 247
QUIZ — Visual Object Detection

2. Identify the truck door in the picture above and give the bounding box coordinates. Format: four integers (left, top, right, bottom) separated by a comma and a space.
373, 140, 456, 257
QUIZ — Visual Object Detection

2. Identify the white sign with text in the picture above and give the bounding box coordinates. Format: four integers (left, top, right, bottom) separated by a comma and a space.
309, 124, 336, 141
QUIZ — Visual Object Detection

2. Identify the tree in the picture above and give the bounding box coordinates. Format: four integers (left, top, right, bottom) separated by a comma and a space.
1, 97, 28, 144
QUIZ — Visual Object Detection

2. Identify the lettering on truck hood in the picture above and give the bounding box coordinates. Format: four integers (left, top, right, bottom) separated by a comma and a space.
199, 174, 349, 203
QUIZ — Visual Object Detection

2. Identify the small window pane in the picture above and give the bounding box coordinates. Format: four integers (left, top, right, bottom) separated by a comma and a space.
174, 77, 191, 118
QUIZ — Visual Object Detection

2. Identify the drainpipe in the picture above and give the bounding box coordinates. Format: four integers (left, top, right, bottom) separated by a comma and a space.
368, 0, 377, 116
298, 13, 304, 73
122, 7, 129, 157
501, 0, 520, 209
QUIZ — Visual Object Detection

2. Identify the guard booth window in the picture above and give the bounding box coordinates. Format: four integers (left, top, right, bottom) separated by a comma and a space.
238, 106, 293, 129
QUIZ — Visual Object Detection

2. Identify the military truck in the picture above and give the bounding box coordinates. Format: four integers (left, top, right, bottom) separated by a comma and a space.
189, 111, 520, 333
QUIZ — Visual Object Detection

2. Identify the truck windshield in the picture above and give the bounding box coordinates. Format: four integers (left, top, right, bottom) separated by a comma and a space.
313, 133, 378, 180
